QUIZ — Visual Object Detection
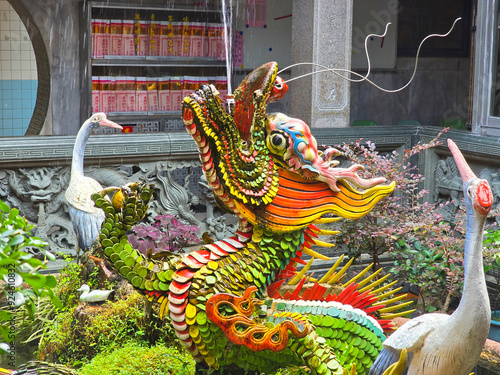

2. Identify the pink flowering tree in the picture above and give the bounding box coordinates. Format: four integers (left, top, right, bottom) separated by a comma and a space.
331, 129, 500, 312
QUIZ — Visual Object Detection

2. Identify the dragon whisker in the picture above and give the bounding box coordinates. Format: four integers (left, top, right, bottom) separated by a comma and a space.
277, 17, 461, 94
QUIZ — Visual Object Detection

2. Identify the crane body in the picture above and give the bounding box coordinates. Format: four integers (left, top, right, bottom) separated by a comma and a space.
369, 139, 492, 375
65, 113, 122, 253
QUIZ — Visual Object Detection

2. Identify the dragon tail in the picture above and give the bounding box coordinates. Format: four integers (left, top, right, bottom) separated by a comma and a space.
91, 182, 178, 318
266, 254, 414, 375
6, 361, 77, 375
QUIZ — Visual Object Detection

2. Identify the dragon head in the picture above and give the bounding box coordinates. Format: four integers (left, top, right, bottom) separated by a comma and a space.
182, 62, 394, 233
266, 113, 387, 193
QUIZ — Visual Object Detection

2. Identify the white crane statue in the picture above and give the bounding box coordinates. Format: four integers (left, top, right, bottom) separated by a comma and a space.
369, 139, 492, 375
65, 113, 123, 257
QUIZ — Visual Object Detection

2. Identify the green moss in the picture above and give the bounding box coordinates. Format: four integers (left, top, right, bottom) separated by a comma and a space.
79, 342, 195, 375
38, 292, 174, 366
55, 260, 85, 309
273, 366, 311, 375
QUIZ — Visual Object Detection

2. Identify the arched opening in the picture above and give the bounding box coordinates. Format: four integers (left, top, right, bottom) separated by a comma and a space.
1, 0, 49, 135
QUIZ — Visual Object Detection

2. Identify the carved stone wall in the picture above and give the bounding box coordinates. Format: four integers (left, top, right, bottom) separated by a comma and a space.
0, 132, 236, 272
3, 126, 499, 272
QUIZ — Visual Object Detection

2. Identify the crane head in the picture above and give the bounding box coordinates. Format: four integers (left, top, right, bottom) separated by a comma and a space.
448, 139, 492, 216
88, 112, 123, 131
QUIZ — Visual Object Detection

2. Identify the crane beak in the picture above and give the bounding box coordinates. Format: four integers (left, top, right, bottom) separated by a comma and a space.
449, 139, 493, 214
448, 139, 476, 182
100, 117, 123, 130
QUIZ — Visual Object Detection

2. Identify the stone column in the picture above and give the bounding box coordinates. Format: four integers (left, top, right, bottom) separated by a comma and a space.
291, 0, 353, 128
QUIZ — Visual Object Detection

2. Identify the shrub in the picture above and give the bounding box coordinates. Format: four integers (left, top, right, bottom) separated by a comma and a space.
330, 131, 500, 313
483, 226, 500, 274
37, 291, 175, 366
390, 208, 499, 313
0, 199, 61, 353
332, 131, 445, 270
390, 214, 465, 312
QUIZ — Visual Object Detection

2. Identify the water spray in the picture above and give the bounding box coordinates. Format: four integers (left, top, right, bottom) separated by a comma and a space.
221, 0, 235, 114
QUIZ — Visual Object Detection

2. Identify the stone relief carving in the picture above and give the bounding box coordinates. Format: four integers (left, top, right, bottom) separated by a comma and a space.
0, 160, 236, 261
198, 174, 237, 241
434, 156, 500, 222
0, 167, 68, 222
0, 167, 76, 255
125, 160, 236, 241
434, 157, 463, 221
6, 152, 498, 262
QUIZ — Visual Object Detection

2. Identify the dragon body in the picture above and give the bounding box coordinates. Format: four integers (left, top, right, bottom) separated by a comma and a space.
91, 62, 411, 374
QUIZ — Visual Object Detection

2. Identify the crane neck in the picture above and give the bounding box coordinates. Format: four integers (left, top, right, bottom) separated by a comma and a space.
71, 122, 93, 178
451, 186, 490, 324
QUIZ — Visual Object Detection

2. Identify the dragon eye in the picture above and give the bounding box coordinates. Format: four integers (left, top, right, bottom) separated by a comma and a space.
267, 131, 287, 154
272, 134, 284, 146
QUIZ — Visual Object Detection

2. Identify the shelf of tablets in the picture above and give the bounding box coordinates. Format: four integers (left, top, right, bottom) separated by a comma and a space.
81, 0, 228, 132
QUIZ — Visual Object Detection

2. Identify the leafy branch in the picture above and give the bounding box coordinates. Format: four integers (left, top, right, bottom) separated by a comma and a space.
0, 199, 62, 352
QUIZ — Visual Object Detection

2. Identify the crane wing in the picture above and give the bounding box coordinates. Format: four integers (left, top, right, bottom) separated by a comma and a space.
65, 176, 104, 214
369, 314, 447, 375
383, 313, 448, 351
67, 205, 104, 250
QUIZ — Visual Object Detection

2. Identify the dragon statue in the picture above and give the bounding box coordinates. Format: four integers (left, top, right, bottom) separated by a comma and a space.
85, 62, 413, 375
2, 62, 410, 375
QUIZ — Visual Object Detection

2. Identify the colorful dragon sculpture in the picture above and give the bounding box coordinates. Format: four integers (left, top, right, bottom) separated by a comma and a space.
85, 62, 414, 375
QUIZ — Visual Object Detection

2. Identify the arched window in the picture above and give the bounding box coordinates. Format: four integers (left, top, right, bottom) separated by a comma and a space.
0, 0, 48, 136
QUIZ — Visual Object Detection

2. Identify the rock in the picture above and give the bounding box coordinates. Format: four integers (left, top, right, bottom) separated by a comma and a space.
114, 279, 136, 300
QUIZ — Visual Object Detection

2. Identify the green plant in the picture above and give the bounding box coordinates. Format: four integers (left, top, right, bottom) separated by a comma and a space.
390, 207, 500, 313
0, 255, 84, 357
332, 131, 445, 270
482, 226, 500, 307
84, 262, 114, 292
0, 199, 61, 354
56, 255, 85, 308
390, 219, 464, 313
5, 294, 58, 344
78, 342, 195, 375
37, 291, 175, 366
483, 227, 500, 277
483, 227, 500, 249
